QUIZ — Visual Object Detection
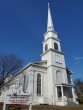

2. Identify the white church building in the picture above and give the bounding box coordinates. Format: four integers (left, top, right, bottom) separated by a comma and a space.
0, 4, 78, 106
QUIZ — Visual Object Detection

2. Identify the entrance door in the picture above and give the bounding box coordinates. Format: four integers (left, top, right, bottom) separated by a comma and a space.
57, 86, 62, 100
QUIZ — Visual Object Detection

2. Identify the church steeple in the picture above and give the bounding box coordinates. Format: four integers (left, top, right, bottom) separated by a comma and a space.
47, 3, 54, 32
41, 3, 61, 56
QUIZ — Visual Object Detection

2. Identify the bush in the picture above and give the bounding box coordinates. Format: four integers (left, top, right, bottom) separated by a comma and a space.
8, 105, 21, 110
77, 97, 83, 104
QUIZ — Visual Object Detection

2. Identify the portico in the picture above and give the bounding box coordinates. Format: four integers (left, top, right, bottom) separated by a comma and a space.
55, 84, 75, 102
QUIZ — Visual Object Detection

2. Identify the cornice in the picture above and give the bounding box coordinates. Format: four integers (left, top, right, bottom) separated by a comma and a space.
41, 48, 64, 57
42, 37, 61, 44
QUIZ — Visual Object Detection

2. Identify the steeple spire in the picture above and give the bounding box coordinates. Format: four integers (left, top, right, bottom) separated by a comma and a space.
47, 3, 54, 32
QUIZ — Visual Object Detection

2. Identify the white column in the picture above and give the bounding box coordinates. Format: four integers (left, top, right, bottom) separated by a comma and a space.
56, 86, 58, 101
71, 76, 73, 84
61, 86, 64, 101
72, 87, 75, 101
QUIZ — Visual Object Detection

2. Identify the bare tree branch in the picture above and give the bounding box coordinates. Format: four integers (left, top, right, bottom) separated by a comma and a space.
0, 54, 24, 86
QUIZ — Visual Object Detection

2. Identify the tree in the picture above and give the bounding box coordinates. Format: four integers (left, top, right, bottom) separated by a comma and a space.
74, 79, 83, 104
0, 54, 24, 86
74, 79, 83, 96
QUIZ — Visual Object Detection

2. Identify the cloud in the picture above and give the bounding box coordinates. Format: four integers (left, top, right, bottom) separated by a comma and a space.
74, 56, 83, 60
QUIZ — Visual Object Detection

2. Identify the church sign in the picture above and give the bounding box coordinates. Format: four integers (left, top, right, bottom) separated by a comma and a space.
5, 93, 31, 104
2, 83, 33, 110
2, 91, 32, 110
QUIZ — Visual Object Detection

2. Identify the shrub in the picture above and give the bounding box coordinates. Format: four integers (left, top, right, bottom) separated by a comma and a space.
77, 97, 83, 104
8, 105, 21, 110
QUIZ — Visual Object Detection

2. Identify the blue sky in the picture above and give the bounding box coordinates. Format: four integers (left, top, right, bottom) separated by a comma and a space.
0, 0, 83, 80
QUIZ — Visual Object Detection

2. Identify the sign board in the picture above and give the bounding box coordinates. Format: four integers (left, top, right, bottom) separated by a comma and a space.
5, 93, 31, 104
3, 83, 32, 105
2, 92, 32, 110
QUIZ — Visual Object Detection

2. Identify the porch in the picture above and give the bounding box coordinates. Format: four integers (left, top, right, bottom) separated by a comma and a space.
55, 84, 75, 102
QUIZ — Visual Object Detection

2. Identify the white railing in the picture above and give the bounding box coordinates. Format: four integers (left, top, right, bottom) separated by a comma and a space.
58, 97, 73, 102
58, 97, 62, 100
67, 98, 73, 102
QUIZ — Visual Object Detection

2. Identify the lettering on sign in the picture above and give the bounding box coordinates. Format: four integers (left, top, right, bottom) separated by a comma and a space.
6, 93, 31, 104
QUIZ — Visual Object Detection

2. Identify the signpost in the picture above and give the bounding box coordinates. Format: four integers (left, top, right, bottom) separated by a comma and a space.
2, 75, 33, 110
6, 94, 30, 104
2, 91, 33, 110
3, 102, 6, 110
29, 94, 32, 110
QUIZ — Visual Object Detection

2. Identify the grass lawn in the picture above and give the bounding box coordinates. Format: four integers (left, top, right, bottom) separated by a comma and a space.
0, 103, 83, 110
32, 105, 83, 110
0, 103, 3, 110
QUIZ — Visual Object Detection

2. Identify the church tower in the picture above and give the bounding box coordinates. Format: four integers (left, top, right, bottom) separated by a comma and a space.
41, 3, 66, 69
41, 3, 76, 105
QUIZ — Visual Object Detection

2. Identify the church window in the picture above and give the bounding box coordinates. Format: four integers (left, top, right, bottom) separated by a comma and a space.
37, 73, 41, 95
45, 44, 48, 51
54, 43, 58, 50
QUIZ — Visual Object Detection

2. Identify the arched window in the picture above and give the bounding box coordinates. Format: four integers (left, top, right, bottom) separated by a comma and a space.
45, 44, 48, 51
37, 74, 41, 95
54, 43, 58, 50
56, 70, 63, 84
